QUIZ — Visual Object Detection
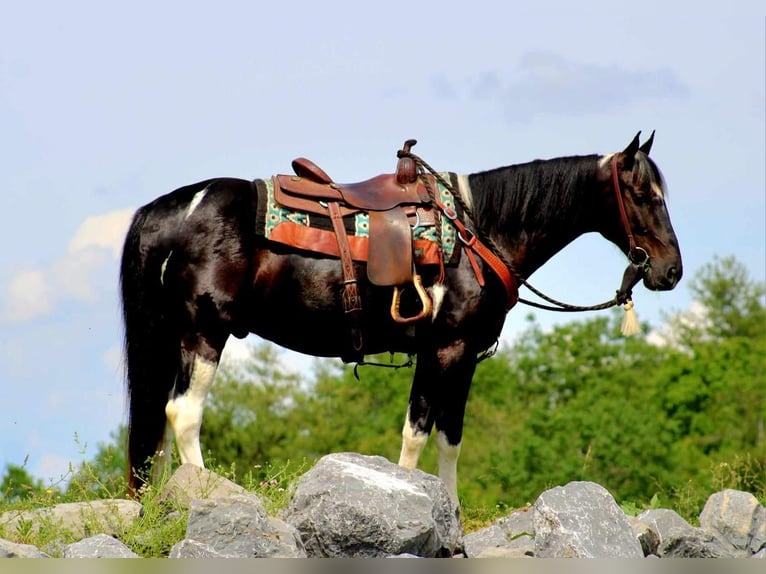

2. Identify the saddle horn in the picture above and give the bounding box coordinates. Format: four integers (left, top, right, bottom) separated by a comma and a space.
396, 139, 419, 184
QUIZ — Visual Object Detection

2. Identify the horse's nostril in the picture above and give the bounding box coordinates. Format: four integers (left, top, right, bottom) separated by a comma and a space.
666, 266, 679, 285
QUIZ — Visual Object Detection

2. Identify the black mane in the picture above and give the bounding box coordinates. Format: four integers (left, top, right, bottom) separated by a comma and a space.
468, 154, 601, 237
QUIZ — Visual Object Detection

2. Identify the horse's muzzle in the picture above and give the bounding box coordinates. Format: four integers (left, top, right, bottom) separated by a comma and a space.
645, 262, 682, 291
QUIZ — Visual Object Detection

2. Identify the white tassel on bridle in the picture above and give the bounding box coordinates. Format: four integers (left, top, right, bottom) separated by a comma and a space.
620, 299, 641, 336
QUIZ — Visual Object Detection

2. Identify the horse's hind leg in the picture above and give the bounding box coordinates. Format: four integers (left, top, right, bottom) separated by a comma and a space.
164, 336, 224, 468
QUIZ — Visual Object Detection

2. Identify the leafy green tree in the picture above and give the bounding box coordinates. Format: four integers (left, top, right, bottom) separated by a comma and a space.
657, 255, 765, 499
1, 462, 46, 502
668, 255, 766, 345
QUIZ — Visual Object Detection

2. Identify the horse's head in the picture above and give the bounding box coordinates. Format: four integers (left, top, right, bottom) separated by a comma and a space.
599, 132, 682, 291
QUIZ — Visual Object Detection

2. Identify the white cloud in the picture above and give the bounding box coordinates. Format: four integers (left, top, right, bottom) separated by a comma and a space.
67, 208, 134, 258
34, 453, 74, 484
2, 269, 53, 321
51, 246, 110, 303
1, 208, 134, 323
221, 336, 255, 369
431, 51, 690, 122
646, 301, 711, 349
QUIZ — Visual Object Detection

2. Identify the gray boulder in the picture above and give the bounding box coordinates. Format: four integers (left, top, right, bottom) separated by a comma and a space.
168, 539, 228, 558
638, 508, 740, 558
285, 452, 462, 557
699, 489, 762, 553
533, 481, 643, 558
0, 499, 141, 539
182, 493, 305, 558
63, 534, 139, 558
158, 463, 246, 508
463, 508, 534, 558
750, 505, 766, 554
629, 515, 660, 556
0, 538, 49, 558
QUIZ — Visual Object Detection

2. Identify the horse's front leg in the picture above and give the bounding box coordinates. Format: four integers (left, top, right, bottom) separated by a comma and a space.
398, 355, 437, 470
399, 341, 476, 509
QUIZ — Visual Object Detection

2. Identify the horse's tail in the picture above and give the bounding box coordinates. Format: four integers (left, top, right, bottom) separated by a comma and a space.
120, 206, 179, 495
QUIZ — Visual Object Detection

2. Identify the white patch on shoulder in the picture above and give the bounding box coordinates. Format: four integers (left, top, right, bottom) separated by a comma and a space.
456, 174, 473, 211
185, 185, 209, 220
160, 250, 173, 285
332, 459, 428, 497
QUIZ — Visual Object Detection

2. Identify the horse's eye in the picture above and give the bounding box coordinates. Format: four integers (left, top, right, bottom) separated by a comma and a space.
632, 189, 650, 205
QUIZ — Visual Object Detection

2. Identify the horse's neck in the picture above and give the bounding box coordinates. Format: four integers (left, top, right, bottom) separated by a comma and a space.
465, 157, 603, 278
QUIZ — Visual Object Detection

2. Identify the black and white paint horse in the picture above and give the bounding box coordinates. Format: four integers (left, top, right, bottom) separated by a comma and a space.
120, 133, 682, 505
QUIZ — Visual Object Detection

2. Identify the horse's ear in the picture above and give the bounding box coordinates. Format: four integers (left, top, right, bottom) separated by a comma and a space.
639, 130, 655, 155
620, 131, 641, 170
622, 131, 641, 158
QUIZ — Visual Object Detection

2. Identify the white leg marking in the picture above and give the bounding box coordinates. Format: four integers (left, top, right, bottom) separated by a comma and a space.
398, 408, 429, 470
165, 355, 218, 467
456, 174, 473, 211
436, 430, 462, 508
160, 251, 173, 286
184, 186, 209, 220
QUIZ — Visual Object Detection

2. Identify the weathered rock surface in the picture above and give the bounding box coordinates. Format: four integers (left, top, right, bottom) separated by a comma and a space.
180, 493, 305, 558
629, 515, 660, 556
158, 463, 246, 508
533, 481, 643, 558
63, 533, 139, 558
750, 505, 766, 554
463, 508, 534, 558
168, 539, 228, 558
637, 508, 742, 558
0, 499, 141, 539
699, 489, 762, 553
285, 452, 463, 557
0, 538, 50, 558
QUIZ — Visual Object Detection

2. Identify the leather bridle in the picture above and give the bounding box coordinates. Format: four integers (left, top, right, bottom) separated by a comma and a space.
610, 155, 650, 272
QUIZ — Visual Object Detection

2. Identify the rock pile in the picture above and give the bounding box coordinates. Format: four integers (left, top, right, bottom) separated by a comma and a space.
1, 453, 764, 559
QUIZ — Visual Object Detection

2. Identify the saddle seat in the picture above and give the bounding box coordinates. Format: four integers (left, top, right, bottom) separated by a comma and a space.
277, 158, 431, 213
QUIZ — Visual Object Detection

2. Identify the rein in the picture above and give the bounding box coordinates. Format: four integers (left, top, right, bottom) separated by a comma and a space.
398, 145, 649, 334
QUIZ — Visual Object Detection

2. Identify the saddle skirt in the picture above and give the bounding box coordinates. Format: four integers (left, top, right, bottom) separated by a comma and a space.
254, 173, 460, 284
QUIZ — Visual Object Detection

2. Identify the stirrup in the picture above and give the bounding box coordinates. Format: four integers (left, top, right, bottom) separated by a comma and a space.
390, 274, 433, 324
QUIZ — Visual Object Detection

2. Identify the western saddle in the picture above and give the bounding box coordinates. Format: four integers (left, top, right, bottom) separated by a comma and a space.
272, 140, 438, 353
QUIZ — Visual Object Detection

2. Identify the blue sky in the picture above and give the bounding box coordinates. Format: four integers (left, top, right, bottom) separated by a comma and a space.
1, 2, 764, 483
